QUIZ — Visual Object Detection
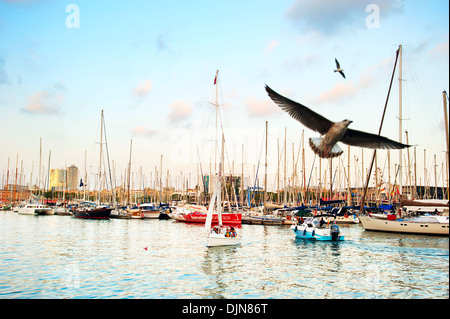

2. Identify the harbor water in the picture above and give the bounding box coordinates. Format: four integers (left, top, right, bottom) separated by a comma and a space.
0, 211, 448, 299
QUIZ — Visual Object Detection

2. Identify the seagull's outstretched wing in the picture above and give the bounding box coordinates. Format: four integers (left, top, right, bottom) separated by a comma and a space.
341, 128, 410, 149
335, 58, 341, 69
339, 71, 346, 79
265, 85, 333, 135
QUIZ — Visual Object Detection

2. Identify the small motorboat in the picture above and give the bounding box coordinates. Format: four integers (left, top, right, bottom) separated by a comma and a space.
291, 214, 345, 241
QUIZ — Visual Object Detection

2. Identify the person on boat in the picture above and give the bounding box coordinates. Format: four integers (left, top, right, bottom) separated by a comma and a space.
319, 217, 326, 228
312, 217, 319, 227
229, 227, 237, 237
225, 229, 231, 237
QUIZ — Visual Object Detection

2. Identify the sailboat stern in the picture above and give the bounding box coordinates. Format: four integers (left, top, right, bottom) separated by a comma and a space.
206, 234, 241, 247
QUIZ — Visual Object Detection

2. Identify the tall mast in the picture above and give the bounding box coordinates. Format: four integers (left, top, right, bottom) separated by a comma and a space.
347, 145, 351, 206
47, 150, 51, 194
398, 44, 403, 196
98, 110, 104, 205
264, 121, 268, 212
424, 149, 428, 198
214, 70, 219, 173
160, 154, 163, 203
84, 150, 87, 200
284, 127, 287, 205
434, 154, 437, 199
406, 130, 411, 197
14, 154, 18, 204
413, 147, 417, 199
443, 90, 449, 200
302, 130, 305, 203
277, 139, 280, 204
388, 150, 391, 202
241, 144, 244, 208
218, 134, 224, 226
39, 138, 42, 200
6, 157, 10, 204
127, 139, 132, 205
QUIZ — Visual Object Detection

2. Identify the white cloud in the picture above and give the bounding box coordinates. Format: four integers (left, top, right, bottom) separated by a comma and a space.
286, 0, 403, 35
133, 79, 152, 97
429, 39, 449, 60
23, 90, 63, 115
168, 100, 192, 122
265, 40, 279, 53
245, 96, 281, 118
131, 126, 157, 138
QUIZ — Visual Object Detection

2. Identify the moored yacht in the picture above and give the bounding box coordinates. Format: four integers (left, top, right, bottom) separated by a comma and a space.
359, 214, 449, 236
18, 203, 54, 215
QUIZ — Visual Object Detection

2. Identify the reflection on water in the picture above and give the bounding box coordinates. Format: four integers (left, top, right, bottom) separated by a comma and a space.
0, 212, 448, 298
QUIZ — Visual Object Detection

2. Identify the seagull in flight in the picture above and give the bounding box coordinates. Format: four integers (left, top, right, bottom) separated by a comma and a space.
334, 58, 346, 78
265, 85, 411, 158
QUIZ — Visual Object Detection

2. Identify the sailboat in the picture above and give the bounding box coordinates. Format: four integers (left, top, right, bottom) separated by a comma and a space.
359, 46, 449, 236
73, 110, 112, 219
205, 134, 241, 247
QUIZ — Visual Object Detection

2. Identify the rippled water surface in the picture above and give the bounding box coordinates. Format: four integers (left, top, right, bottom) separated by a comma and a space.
0, 211, 448, 299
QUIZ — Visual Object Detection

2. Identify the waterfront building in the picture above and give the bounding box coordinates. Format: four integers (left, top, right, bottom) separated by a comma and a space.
49, 169, 66, 191
66, 165, 78, 191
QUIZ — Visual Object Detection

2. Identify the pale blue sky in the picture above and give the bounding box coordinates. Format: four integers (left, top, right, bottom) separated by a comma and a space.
1, 0, 448, 191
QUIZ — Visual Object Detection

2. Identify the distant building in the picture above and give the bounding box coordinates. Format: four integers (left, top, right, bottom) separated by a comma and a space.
49, 169, 66, 191
49, 165, 78, 191
67, 165, 78, 191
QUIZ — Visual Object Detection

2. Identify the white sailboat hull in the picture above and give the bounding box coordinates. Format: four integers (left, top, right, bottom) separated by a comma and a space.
207, 233, 241, 247
359, 215, 449, 236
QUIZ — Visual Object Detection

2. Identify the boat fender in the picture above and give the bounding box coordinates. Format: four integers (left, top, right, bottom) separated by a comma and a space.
303, 228, 307, 236
344, 213, 348, 218
294, 226, 298, 232
141, 213, 144, 217
312, 229, 315, 237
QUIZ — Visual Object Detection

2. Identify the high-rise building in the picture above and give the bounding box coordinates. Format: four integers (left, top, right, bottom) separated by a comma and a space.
67, 165, 78, 190
49, 169, 66, 191
49, 165, 78, 191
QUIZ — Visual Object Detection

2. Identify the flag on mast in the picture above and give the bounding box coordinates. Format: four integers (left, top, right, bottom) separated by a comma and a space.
213, 70, 218, 85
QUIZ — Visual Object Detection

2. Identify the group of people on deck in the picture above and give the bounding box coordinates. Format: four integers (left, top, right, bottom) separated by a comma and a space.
211, 226, 237, 237
225, 227, 237, 237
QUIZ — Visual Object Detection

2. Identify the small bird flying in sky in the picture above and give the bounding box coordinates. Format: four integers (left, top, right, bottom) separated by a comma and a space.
334, 58, 346, 78
265, 85, 411, 158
